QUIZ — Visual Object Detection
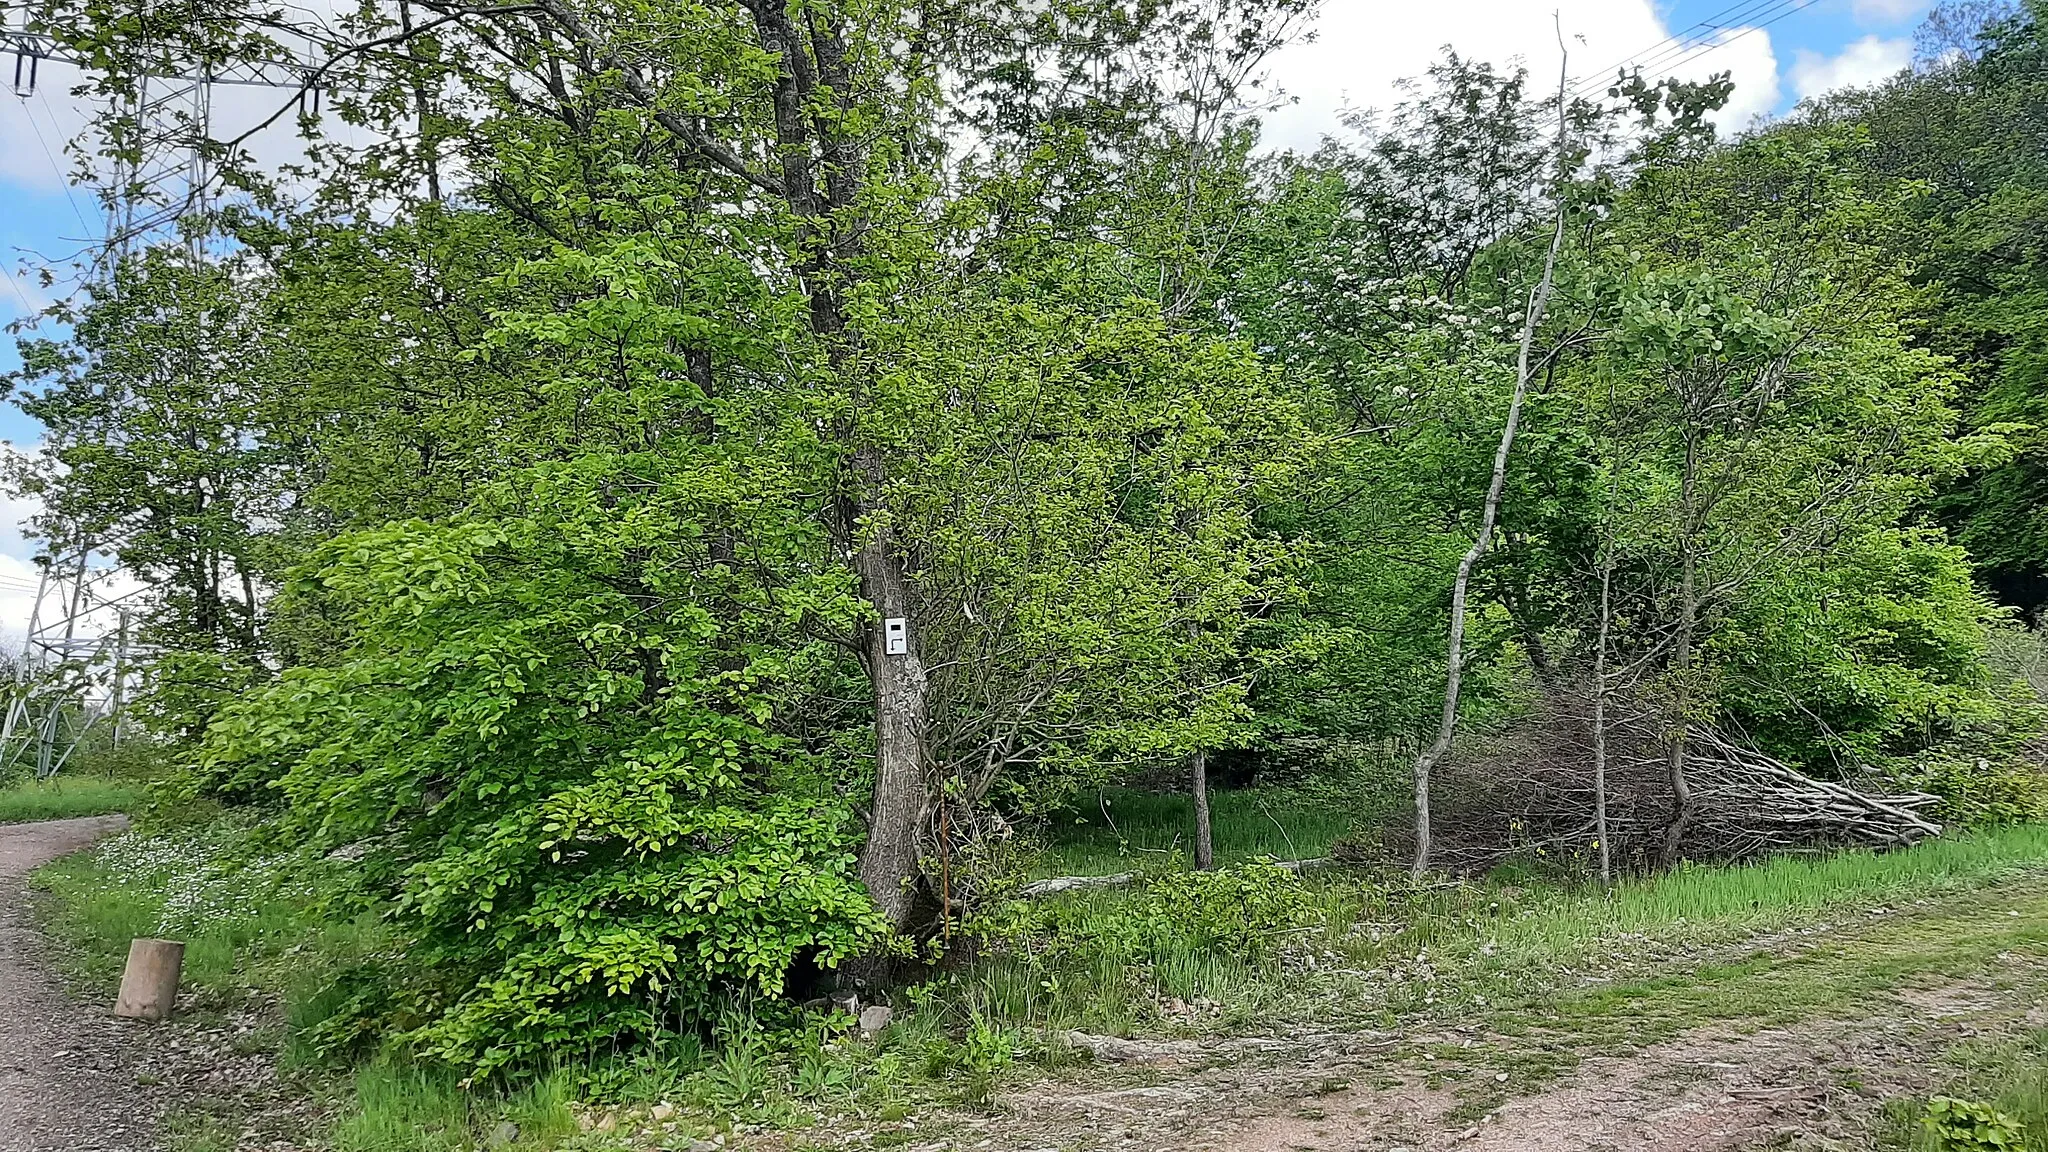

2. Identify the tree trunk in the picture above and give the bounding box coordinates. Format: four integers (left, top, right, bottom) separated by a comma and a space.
1593, 554, 1614, 890
1191, 747, 1214, 871
1413, 47, 1572, 879
1660, 441, 1701, 869
851, 448, 930, 939
1659, 585, 1697, 869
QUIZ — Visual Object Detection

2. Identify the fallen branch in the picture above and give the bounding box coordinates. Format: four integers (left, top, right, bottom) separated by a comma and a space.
1015, 871, 1137, 899
1061, 1027, 1397, 1063
1016, 857, 1336, 900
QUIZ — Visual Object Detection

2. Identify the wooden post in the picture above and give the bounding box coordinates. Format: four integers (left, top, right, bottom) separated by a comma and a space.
113, 938, 184, 1021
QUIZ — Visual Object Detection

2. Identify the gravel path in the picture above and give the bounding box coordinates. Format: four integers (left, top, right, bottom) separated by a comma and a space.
0, 814, 161, 1152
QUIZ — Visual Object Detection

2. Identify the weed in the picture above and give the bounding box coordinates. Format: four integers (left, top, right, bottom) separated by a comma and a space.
1920, 1096, 2029, 1150
1878, 1026, 2048, 1151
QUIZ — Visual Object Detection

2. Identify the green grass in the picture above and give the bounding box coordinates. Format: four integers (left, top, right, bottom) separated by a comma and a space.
1474, 822, 2048, 960
0, 775, 146, 823
324, 1061, 580, 1152
957, 822, 2048, 1040
1429, 873, 2048, 1122
29, 824, 358, 1004
29, 822, 682, 1152
1037, 786, 1360, 876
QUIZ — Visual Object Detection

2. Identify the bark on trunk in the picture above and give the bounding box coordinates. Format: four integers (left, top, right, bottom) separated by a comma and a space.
1412, 53, 1571, 878
1660, 578, 1697, 869
852, 448, 930, 937
1191, 747, 1214, 871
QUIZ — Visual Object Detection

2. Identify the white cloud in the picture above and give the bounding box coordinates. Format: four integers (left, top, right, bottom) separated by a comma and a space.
1790, 34, 1912, 102
1258, 0, 1783, 153
1852, 0, 1926, 24
0, 476, 43, 561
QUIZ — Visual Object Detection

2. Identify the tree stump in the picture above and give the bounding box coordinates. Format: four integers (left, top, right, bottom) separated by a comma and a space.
112, 938, 185, 1021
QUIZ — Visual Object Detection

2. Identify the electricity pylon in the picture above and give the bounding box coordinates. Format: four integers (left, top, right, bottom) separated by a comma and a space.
0, 535, 146, 777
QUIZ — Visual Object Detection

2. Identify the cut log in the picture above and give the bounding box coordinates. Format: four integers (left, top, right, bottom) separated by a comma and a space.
112, 938, 184, 1021
1016, 870, 1138, 899
1016, 858, 1335, 900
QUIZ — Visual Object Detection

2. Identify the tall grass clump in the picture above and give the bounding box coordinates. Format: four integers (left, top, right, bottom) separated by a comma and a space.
1490, 824, 2048, 957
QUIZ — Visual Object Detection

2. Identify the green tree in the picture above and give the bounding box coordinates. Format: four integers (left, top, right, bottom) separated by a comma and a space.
7, 249, 286, 735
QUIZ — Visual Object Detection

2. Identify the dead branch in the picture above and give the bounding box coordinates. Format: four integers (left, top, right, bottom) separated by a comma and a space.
1015, 856, 1336, 900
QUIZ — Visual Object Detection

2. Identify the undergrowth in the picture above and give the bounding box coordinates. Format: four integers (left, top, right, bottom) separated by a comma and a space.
1035, 785, 1368, 877
951, 823, 2048, 1040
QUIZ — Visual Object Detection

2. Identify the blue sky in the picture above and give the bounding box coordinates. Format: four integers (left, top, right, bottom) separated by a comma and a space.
0, 0, 1940, 559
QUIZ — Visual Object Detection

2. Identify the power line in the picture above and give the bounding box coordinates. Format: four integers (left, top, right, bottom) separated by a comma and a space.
1570, 0, 1783, 94
1570, 0, 1819, 100
12, 92, 93, 234
1579, 3, 1791, 98
0, 266, 36, 316
1618, 0, 1823, 98
1571, 0, 1796, 96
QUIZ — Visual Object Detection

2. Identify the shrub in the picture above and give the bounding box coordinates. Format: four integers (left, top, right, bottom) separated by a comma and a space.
1143, 862, 1321, 958
1898, 753, 2048, 829
1921, 1095, 2028, 1150
198, 507, 886, 1074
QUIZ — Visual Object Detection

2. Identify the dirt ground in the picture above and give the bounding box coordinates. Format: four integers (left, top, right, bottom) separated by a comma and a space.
977, 993, 2002, 1152
943, 898, 2048, 1152
0, 814, 159, 1152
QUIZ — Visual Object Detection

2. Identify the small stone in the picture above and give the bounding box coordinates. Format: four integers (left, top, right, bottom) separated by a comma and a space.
486, 1120, 520, 1147
651, 1102, 675, 1121
859, 1005, 894, 1034
685, 1141, 719, 1152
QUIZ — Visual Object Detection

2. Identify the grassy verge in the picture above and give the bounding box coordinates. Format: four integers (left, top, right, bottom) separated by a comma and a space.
955, 823, 2048, 1040
29, 798, 2048, 1152
1452, 874, 2048, 1119
0, 774, 147, 823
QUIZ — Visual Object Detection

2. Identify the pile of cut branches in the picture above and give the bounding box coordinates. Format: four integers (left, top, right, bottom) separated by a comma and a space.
1357, 689, 1942, 874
